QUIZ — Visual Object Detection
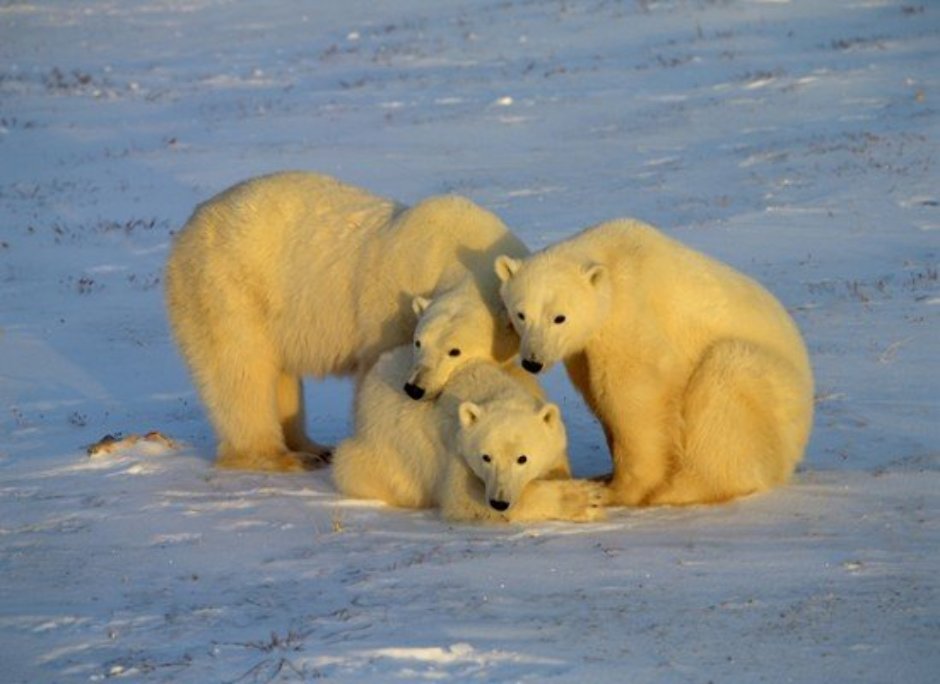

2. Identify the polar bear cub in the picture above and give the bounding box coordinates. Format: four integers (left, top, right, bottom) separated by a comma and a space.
332, 346, 607, 523
403, 277, 521, 401
496, 219, 814, 506
165, 171, 527, 472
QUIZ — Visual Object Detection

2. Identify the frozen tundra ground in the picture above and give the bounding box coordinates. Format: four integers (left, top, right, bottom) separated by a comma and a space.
1, 0, 938, 682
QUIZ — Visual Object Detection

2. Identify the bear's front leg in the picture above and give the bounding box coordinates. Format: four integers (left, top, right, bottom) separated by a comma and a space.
509, 479, 608, 522
278, 375, 332, 464
602, 376, 679, 506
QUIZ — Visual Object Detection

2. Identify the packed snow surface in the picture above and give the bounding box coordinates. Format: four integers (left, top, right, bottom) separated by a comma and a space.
1, 1, 938, 682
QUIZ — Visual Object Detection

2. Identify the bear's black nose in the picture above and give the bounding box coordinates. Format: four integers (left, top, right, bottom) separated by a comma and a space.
489, 499, 510, 512
403, 382, 426, 400
522, 359, 543, 374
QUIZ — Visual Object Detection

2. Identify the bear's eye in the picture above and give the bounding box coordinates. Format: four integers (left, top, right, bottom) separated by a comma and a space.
516, 312, 525, 322
448, 348, 461, 357
414, 340, 421, 349
554, 315, 566, 324
517, 455, 528, 465
482, 454, 492, 463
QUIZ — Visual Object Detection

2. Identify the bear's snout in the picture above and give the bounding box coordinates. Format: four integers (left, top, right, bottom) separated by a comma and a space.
522, 358, 544, 374
403, 382, 426, 400
489, 499, 510, 512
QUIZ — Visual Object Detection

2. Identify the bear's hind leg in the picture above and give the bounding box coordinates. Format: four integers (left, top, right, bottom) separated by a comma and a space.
333, 439, 428, 508
645, 469, 734, 506
652, 339, 808, 503
201, 347, 310, 473
277, 373, 331, 467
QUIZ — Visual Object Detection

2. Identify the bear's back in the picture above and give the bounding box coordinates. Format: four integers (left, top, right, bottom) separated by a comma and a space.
570, 219, 810, 376
439, 359, 542, 418
184, 171, 397, 246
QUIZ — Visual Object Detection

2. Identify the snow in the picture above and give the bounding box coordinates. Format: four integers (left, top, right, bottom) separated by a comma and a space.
1, 0, 938, 682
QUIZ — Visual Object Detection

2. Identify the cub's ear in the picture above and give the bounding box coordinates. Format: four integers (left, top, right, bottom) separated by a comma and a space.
539, 403, 561, 428
583, 263, 607, 288
495, 255, 522, 283
412, 295, 432, 317
458, 401, 484, 428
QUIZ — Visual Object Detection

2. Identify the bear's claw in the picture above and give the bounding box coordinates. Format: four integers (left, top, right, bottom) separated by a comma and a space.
299, 450, 331, 470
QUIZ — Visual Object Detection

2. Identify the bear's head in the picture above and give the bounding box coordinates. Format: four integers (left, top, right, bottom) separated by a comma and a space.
403, 283, 518, 401
495, 254, 611, 374
456, 398, 567, 513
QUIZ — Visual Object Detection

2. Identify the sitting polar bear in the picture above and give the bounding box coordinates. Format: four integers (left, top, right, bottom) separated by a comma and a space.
165, 172, 527, 472
496, 219, 814, 506
332, 346, 608, 523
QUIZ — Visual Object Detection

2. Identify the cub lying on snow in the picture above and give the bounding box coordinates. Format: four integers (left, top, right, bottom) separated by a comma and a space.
332, 346, 607, 523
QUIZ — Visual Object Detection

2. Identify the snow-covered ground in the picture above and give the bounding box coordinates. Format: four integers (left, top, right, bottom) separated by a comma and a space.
1, 0, 938, 681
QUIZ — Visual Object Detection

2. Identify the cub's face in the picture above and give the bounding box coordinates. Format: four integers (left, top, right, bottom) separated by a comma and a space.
456, 399, 567, 513
495, 255, 610, 374
404, 292, 518, 401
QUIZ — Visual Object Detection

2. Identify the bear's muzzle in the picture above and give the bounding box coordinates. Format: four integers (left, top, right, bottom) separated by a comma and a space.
522, 358, 544, 374
403, 382, 426, 400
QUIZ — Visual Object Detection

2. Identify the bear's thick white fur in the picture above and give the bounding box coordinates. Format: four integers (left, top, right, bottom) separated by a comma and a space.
165, 171, 527, 472
332, 346, 607, 523
496, 219, 814, 506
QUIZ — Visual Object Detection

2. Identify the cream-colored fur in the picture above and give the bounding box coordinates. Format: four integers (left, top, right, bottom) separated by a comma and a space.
165, 171, 526, 472
496, 219, 814, 506
332, 346, 607, 523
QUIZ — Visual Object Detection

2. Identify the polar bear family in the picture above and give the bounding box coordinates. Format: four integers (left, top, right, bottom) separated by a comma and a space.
166, 172, 814, 522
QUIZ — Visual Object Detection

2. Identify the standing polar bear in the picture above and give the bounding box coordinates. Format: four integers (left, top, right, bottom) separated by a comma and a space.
332, 346, 607, 523
496, 219, 814, 506
165, 172, 527, 472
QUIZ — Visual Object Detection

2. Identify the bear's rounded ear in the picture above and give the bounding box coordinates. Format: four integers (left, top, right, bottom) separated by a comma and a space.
495, 255, 522, 283
539, 403, 561, 428
412, 295, 432, 317
458, 401, 484, 428
583, 263, 607, 288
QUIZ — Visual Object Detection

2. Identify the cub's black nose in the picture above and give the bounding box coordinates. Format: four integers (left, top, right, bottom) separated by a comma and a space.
489, 499, 510, 512
403, 382, 426, 400
522, 359, 543, 374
